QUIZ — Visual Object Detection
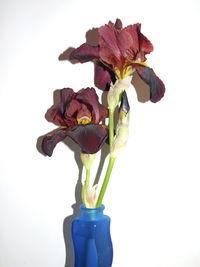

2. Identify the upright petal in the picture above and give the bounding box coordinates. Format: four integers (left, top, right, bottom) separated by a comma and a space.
66, 124, 109, 154
125, 23, 153, 62
114, 18, 123, 30
125, 24, 140, 57
134, 64, 165, 103
49, 88, 74, 126
65, 99, 81, 117
69, 43, 99, 63
76, 88, 100, 123
139, 32, 154, 57
42, 128, 69, 156
60, 88, 75, 114
98, 23, 122, 68
117, 29, 135, 60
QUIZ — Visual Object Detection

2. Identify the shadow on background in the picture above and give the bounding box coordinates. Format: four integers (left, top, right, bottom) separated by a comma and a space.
58, 27, 98, 63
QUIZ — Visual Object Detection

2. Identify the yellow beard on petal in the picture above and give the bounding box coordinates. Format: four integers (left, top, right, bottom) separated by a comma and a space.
115, 65, 133, 80
77, 116, 91, 125
115, 61, 149, 80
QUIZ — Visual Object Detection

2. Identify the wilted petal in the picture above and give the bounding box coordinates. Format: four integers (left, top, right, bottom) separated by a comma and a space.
76, 88, 100, 123
94, 61, 113, 91
42, 128, 69, 156
69, 43, 99, 63
66, 124, 108, 154
134, 64, 165, 103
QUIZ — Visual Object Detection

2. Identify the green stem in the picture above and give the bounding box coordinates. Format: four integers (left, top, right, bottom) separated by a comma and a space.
109, 108, 114, 153
96, 157, 115, 208
95, 106, 116, 208
86, 168, 90, 187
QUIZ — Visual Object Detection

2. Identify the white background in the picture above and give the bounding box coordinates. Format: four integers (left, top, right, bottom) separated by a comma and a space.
1, 0, 200, 266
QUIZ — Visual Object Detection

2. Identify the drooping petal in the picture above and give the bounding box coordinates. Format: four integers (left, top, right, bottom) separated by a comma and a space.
76, 88, 100, 123
66, 124, 108, 154
69, 43, 99, 63
134, 64, 165, 103
94, 61, 113, 91
42, 128, 69, 156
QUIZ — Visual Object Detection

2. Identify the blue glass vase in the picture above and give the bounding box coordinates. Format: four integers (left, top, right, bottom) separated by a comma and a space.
71, 204, 113, 267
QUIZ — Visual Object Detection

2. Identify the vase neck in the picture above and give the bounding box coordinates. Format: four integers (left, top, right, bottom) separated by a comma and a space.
80, 204, 105, 220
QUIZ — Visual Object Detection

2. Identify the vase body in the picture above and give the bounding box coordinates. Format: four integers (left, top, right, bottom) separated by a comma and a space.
71, 204, 113, 267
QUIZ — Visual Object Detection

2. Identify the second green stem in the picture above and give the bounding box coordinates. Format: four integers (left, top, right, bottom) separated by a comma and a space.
96, 108, 115, 208
109, 108, 114, 153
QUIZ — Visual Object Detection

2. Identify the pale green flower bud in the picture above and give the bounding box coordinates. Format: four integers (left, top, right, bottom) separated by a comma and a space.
80, 152, 96, 170
111, 91, 130, 159
82, 182, 97, 208
107, 75, 132, 111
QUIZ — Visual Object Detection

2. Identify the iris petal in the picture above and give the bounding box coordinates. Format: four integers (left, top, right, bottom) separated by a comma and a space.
50, 88, 74, 126
134, 64, 165, 103
98, 24, 122, 68
50, 107, 66, 126
76, 88, 100, 123
69, 43, 99, 63
42, 128, 69, 156
60, 88, 74, 114
114, 18, 123, 30
99, 104, 109, 122
66, 124, 108, 154
94, 61, 113, 91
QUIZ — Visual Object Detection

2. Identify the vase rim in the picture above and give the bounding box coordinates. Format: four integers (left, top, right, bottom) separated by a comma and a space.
80, 204, 105, 212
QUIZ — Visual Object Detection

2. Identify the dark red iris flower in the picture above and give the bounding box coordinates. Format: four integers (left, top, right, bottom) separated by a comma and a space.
42, 87, 109, 156
70, 18, 165, 103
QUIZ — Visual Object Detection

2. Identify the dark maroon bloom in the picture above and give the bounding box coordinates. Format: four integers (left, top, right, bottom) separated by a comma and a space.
70, 19, 165, 103
42, 87, 109, 156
